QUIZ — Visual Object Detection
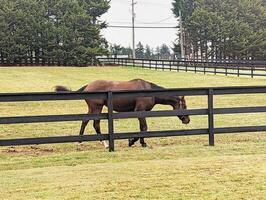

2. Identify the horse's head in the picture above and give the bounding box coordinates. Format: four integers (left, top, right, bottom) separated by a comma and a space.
174, 96, 190, 124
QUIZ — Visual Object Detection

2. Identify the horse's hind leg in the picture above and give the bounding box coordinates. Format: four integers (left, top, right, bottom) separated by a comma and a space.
78, 118, 89, 144
139, 118, 148, 147
91, 105, 108, 148
129, 137, 139, 147
79, 108, 92, 136
79, 120, 89, 136
93, 119, 108, 148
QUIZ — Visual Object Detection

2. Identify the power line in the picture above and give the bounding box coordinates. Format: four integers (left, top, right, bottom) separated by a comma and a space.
109, 21, 178, 25
116, 0, 169, 7
135, 15, 174, 24
132, 1, 170, 7
107, 25, 179, 29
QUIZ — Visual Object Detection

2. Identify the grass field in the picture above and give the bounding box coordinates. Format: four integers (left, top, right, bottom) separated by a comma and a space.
0, 66, 266, 200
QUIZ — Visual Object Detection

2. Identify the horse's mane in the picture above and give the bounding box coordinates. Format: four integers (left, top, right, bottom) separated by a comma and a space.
130, 78, 165, 90
148, 82, 165, 90
131, 78, 165, 90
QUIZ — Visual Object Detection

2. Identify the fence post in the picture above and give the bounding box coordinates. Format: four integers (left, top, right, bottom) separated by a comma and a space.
155, 60, 158, 70
169, 61, 172, 71
162, 61, 164, 71
237, 65, 240, 77
133, 59, 135, 67
142, 59, 144, 68
149, 60, 151, 69
251, 65, 254, 78
208, 89, 214, 146
108, 91, 115, 152
225, 67, 228, 76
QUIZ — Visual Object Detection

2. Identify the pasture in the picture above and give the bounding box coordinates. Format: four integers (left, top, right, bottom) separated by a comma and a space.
0, 66, 266, 200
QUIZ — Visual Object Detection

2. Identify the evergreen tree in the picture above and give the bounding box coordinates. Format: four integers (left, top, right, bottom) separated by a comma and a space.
135, 42, 145, 59
121, 47, 133, 57
172, 42, 181, 59
0, 0, 110, 65
160, 44, 171, 59
155, 46, 161, 59
144, 45, 152, 59
110, 44, 123, 57
172, 0, 266, 60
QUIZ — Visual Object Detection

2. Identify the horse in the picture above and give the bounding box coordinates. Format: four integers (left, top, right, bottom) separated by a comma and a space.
55, 79, 190, 148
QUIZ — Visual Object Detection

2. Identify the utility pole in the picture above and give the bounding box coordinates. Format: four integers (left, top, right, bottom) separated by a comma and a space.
132, 0, 136, 59
179, 10, 185, 60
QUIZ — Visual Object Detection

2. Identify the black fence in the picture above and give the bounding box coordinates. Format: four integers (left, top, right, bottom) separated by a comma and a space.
1, 86, 266, 151
100, 58, 266, 78
0, 56, 99, 66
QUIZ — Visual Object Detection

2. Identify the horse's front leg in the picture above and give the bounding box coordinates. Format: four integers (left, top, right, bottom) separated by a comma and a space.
128, 117, 148, 147
129, 102, 149, 147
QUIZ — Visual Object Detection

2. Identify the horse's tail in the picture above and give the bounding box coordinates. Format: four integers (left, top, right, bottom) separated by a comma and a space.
76, 85, 87, 92
54, 85, 87, 92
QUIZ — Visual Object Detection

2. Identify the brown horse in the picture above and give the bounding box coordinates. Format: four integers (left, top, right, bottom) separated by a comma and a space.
55, 79, 190, 148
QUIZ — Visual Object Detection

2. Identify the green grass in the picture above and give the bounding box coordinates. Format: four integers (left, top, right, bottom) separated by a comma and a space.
0, 66, 266, 200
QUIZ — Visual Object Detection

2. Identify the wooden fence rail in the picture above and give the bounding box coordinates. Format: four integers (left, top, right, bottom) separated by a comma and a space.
99, 58, 266, 78
0, 86, 266, 151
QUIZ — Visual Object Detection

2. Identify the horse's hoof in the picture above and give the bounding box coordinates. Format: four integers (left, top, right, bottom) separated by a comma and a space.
128, 139, 134, 147
100, 141, 109, 149
141, 143, 147, 148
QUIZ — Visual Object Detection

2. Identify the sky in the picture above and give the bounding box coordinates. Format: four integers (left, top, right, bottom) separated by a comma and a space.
101, 0, 179, 49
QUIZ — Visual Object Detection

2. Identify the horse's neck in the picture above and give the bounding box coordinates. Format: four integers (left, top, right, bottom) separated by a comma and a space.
154, 96, 178, 107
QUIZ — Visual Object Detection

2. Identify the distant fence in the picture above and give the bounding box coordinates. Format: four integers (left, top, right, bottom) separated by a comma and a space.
99, 58, 266, 78
1, 86, 266, 151
0, 56, 99, 66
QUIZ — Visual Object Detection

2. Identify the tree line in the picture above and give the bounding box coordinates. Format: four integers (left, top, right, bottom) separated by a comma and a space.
1, 0, 265, 66
110, 42, 174, 60
172, 0, 266, 60
0, 0, 109, 66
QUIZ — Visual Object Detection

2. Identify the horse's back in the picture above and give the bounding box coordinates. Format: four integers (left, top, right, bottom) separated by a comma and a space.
83, 79, 155, 112
84, 79, 152, 92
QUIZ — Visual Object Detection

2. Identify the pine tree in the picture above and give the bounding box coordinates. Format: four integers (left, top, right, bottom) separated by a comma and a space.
144, 45, 152, 59
0, 0, 110, 65
160, 44, 171, 59
172, 0, 266, 60
135, 42, 145, 59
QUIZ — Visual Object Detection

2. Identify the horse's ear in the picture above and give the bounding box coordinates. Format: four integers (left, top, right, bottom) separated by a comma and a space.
181, 96, 185, 100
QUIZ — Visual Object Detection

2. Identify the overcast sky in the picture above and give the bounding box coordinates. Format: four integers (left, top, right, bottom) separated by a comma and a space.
101, 0, 179, 49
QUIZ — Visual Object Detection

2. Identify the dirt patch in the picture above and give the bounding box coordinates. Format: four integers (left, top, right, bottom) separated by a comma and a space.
1, 146, 54, 155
